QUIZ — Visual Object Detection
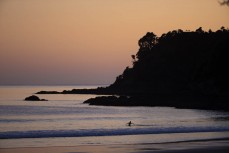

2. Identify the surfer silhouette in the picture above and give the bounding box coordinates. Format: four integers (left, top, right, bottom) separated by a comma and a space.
127, 121, 133, 126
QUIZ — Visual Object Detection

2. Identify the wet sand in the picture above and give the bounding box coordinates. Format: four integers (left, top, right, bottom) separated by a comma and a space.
1, 139, 229, 153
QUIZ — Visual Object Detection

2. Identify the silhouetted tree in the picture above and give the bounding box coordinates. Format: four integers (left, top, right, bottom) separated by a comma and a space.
131, 55, 136, 65
138, 32, 157, 49
177, 29, 184, 33
196, 27, 204, 33
137, 32, 157, 60
111, 27, 229, 96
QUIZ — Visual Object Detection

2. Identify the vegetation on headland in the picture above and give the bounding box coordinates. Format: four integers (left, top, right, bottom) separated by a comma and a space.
37, 27, 229, 110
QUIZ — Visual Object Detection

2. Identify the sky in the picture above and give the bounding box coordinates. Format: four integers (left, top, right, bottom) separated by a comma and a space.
0, 0, 229, 85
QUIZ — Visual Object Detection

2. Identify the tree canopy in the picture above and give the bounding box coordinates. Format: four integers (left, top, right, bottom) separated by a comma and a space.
110, 27, 229, 96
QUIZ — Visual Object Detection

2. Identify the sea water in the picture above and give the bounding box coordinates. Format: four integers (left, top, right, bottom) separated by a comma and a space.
0, 86, 229, 148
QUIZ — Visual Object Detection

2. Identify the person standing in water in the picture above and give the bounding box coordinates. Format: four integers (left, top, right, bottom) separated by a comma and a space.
127, 121, 133, 126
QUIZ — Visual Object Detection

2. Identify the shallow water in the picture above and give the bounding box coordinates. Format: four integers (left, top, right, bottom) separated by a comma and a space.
0, 86, 229, 148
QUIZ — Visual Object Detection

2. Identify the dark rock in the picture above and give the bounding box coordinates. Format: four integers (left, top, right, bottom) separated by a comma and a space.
83, 95, 229, 110
40, 99, 48, 101
36, 91, 60, 94
84, 96, 132, 106
24, 95, 48, 101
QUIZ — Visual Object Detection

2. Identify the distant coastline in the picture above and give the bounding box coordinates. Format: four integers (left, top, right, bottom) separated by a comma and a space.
37, 28, 229, 111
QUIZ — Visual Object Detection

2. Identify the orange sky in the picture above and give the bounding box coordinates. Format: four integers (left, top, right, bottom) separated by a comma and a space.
0, 0, 229, 85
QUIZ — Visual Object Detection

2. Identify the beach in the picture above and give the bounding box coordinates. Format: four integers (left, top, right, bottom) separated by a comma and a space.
1, 139, 229, 153
1, 86, 229, 152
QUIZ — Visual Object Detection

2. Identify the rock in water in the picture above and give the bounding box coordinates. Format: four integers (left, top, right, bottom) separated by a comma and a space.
24, 95, 47, 101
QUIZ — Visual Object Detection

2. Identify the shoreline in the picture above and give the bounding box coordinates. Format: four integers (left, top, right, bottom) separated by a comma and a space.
1, 139, 229, 153
35, 88, 229, 111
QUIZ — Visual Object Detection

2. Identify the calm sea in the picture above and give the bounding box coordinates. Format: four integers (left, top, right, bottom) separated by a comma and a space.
0, 86, 229, 148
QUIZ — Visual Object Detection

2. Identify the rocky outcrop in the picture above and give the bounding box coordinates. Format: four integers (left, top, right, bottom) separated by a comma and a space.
24, 95, 48, 101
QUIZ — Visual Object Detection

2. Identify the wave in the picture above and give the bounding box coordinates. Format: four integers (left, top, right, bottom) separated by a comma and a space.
1, 126, 229, 139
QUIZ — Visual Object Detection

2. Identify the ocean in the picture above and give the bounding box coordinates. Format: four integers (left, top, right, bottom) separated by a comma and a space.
0, 86, 229, 148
